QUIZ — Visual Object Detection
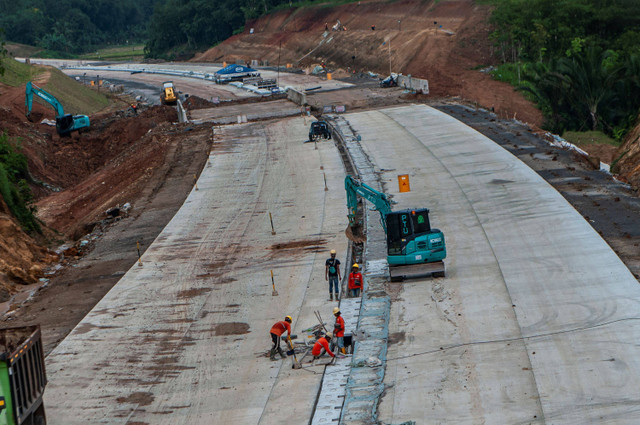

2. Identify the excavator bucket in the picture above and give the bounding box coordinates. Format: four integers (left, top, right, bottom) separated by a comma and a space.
345, 224, 366, 243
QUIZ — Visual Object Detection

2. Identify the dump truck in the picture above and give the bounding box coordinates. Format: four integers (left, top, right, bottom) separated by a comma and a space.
0, 326, 47, 425
160, 81, 178, 105
25, 82, 90, 136
345, 175, 446, 280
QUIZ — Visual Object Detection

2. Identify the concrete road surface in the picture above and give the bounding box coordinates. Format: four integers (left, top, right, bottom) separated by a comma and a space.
343, 105, 640, 424
44, 117, 348, 424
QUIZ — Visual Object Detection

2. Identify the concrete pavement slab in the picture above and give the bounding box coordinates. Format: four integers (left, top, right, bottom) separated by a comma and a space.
343, 105, 640, 424
43, 117, 349, 424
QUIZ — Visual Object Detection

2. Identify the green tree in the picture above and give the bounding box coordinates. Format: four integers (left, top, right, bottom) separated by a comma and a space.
0, 132, 40, 233
0, 29, 6, 76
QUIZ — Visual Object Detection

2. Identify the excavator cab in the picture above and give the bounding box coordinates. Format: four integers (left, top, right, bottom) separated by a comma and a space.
56, 114, 74, 134
386, 209, 446, 265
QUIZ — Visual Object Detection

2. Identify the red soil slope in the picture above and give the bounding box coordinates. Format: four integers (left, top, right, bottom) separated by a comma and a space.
194, 0, 543, 126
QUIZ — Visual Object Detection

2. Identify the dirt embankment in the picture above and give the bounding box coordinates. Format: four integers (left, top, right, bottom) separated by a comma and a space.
0, 76, 208, 303
614, 119, 640, 190
193, 0, 543, 127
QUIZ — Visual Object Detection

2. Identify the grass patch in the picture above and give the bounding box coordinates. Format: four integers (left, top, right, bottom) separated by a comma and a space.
78, 44, 146, 61
562, 130, 620, 147
4, 42, 43, 58
41, 68, 110, 115
0, 57, 44, 87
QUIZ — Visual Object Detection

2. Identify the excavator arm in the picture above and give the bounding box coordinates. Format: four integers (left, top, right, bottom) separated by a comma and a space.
345, 175, 392, 232
25, 82, 65, 118
25, 81, 90, 135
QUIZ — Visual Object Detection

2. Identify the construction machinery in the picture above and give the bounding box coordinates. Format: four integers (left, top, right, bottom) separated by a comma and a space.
160, 81, 178, 105
345, 175, 446, 280
308, 121, 332, 142
214, 64, 260, 84
380, 73, 398, 88
0, 325, 47, 425
25, 82, 90, 136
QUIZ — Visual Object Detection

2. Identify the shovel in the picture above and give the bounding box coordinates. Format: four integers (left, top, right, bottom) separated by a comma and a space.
271, 269, 278, 296
287, 336, 302, 369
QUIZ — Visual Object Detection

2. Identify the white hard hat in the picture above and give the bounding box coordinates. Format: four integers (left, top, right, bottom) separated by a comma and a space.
325, 332, 333, 339
330, 249, 336, 255
333, 307, 340, 315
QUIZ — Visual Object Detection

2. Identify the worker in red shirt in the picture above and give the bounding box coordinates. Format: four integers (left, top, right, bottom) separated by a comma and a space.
269, 316, 292, 361
333, 307, 346, 354
348, 263, 363, 297
312, 332, 335, 365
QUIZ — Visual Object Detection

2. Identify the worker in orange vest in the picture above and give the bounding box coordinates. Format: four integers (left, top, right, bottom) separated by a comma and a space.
269, 316, 292, 360
312, 332, 335, 365
348, 263, 363, 297
333, 307, 346, 354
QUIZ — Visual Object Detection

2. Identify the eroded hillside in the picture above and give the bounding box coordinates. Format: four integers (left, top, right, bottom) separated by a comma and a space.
194, 0, 543, 126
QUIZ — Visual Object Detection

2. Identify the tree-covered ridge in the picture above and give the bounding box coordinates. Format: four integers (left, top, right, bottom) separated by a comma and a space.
143, 0, 341, 58
486, 0, 640, 137
0, 0, 158, 55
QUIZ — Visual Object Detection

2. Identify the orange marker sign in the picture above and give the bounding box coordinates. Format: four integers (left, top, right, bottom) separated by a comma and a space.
398, 174, 410, 192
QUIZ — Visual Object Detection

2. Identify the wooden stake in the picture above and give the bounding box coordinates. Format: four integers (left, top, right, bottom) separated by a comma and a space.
136, 241, 143, 266
271, 270, 278, 296
269, 212, 276, 235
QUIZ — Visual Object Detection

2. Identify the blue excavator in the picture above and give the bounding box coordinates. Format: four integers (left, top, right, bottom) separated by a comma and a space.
345, 175, 446, 280
25, 81, 90, 136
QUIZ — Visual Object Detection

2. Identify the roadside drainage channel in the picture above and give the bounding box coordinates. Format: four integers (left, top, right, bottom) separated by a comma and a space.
328, 115, 391, 425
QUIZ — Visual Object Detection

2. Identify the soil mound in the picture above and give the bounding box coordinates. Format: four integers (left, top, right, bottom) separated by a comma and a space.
614, 120, 640, 192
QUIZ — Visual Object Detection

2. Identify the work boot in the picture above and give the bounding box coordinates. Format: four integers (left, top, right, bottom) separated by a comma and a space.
341, 347, 347, 355
269, 348, 277, 361
334, 292, 339, 301
278, 348, 287, 359
329, 293, 333, 301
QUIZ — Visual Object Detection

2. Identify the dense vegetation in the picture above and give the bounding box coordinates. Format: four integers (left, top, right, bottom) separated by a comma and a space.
0, 0, 157, 56
144, 0, 344, 58
0, 133, 40, 233
486, 0, 640, 139
0, 30, 6, 76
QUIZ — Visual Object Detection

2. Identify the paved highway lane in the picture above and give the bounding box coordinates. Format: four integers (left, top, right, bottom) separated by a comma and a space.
343, 105, 640, 424
44, 117, 348, 424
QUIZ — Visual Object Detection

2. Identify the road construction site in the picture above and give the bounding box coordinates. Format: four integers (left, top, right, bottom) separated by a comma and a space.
2, 58, 639, 423
37, 85, 640, 423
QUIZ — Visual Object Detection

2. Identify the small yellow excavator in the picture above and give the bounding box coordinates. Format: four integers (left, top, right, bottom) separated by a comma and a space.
160, 81, 178, 105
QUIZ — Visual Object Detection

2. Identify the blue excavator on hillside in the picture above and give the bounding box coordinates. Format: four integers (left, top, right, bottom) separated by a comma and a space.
345, 175, 447, 280
25, 81, 90, 136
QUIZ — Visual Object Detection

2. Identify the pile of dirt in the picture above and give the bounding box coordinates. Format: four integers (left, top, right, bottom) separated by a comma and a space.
192, 0, 543, 127
613, 120, 640, 191
0, 199, 57, 302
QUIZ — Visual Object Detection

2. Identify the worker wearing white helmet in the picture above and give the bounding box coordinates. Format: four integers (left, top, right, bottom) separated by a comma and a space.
325, 249, 341, 301
348, 263, 363, 297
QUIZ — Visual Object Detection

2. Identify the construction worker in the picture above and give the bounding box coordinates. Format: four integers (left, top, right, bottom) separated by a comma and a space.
312, 332, 335, 364
325, 249, 341, 301
348, 263, 363, 297
269, 316, 292, 361
333, 307, 346, 354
